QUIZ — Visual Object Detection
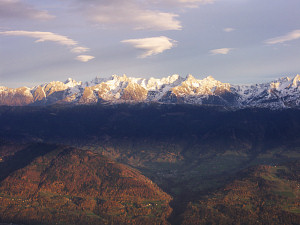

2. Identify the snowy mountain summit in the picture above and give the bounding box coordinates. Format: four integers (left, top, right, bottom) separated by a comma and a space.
1, 74, 300, 109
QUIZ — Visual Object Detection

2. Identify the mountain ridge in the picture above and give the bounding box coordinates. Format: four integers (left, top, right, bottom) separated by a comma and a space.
0, 145, 172, 225
181, 161, 300, 225
1, 74, 300, 109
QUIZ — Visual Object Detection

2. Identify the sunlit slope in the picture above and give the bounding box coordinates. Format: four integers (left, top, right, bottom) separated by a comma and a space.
0, 146, 172, 225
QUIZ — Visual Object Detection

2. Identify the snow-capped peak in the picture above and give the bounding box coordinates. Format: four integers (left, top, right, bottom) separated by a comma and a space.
185, 74, 197, 80
1, 74, 300, 108
64, 78, 82, 88
293, 74, 300, 87
203, 75, 216, 81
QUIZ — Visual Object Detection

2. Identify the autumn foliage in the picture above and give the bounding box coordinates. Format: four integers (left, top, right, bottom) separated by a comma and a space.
0, 147, 172, 225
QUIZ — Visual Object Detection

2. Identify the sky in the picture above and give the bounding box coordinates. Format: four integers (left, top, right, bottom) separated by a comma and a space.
0, 0, 300, 88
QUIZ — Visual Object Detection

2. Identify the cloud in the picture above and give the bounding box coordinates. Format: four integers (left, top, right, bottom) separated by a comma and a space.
0, 31, 78, 46
177, 0, 214, 2
71, 0, 216, 30
71, 46, 90, 53
73, 0, 181, 31
149, 0, 215, 8
0, 0, 54, 20
210, 48, 233, 55
0, 30, 94, 62
223, 27, 235, 32
175, 0, 215, 7
76, 55, 95, 62
121, 36, 176, 58
265, 30, 300, 44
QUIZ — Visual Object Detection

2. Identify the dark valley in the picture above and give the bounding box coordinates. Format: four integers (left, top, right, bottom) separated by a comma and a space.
0, 103, 299, 224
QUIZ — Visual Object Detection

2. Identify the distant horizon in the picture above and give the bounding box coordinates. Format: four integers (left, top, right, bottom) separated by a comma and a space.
1, 72, 300, 89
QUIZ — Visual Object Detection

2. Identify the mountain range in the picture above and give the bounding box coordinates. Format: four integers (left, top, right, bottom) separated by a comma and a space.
1, 74, 300, 108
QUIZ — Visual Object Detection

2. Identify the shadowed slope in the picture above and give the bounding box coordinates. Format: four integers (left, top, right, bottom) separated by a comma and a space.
181, 161, 300, 225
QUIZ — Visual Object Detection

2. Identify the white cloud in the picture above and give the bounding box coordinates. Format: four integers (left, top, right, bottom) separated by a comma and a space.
73, 0, 181, 31
0, 0, 54, 20
0, 30, 76, 47
265, 30, 300, 45
0, 30, 77, 46
210, 48, 233, 55
121, 36, 176, 58
71, 46, 90, 53
0, 30, 94, 62
223, 27, 235, 32
76, 55, 95, 62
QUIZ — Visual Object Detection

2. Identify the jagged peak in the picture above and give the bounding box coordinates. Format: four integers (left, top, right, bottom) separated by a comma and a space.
64, 78, 81, 88
206, 75, 216, 80
65, 77, 74, 83
46, 80, 65, 85
42, 81, 66, 92
158, 74, 182, 84
275, 76, 293, 83
293, 74, 300, 87
270, 74, 300, 90
201, 75, 219, 82
185, 74, 196, 80
294, 74, 300, 79
167, 74, 180, 80
90, 76, 106, 85
1, 73, 300, 109
185, 75, 219, 84
111, 74, 127, 80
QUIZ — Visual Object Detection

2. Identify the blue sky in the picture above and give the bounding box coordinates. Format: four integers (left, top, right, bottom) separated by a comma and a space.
0, 0, 300, 87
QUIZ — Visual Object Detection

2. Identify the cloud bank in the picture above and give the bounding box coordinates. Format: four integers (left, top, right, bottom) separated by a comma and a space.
265, 29, 300, 44
121, 36, 176, 58
80, 0, 181, 31
68, 0, 216, 31
210, 48, 232, 55
0, 0, 54, 20
0, 30, 93, 62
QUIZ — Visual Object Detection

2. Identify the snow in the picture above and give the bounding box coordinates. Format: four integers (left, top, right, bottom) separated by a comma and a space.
1, 74, 300, 108
64, 78, 82, 88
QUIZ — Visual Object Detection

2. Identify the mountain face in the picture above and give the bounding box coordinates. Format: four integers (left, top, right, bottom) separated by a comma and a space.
0, 145, 172, 225
0, 86, 34, 106
1, 74, 300, 108
181, 161, 300, 225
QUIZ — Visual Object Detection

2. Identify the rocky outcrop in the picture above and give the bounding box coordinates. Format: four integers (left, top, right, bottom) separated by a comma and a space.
0, 86, 33, 106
